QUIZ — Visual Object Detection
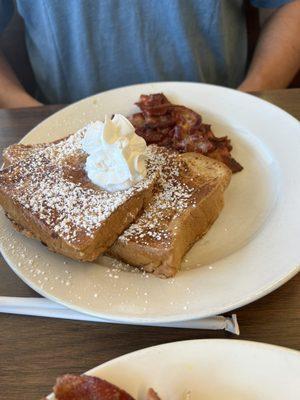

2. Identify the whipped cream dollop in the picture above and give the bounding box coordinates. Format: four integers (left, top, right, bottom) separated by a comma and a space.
82, 114, 147, 192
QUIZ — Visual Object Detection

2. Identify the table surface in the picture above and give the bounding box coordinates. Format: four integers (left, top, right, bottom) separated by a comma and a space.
0, 89, 299, 400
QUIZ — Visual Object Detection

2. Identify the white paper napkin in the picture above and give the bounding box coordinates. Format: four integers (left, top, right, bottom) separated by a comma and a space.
0, 296, 239, 334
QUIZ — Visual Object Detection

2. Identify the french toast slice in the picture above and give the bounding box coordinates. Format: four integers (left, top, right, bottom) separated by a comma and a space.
0, 130, 157, 261
109, 147, 231, 278
2, 139, 61, 167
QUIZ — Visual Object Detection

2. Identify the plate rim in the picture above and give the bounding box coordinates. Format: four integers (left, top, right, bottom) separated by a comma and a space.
85, 339, 300, 374
1, 241, 299, 323
22, 81, 300, 145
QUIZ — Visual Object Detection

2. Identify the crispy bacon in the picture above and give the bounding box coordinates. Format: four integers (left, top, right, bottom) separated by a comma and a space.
53, 374, 135, 400
147, 388, 162, 400
129, 93, 243, 173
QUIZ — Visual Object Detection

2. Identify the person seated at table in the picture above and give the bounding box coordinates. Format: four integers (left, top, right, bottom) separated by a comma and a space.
0, 0, 299, 108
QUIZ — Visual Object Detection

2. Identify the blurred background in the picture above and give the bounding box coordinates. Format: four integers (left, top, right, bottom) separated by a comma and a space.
0, 0, 299, 100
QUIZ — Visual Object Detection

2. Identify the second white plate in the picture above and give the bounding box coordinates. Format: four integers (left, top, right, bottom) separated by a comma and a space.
49, 340, 300, 400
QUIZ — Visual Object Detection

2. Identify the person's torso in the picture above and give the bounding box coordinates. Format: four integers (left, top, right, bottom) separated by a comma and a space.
16, 0, 247, 104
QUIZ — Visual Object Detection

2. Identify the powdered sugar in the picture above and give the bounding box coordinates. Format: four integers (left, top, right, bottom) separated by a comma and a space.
1, 128, 155, 244
119, 147, 196, 246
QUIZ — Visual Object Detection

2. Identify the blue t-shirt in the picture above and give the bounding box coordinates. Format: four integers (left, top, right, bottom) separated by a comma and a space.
0, 0, 290, 104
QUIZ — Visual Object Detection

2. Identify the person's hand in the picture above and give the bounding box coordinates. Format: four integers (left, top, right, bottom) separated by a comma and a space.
0, 92, 43, 109
237, 79, 263, 93
238, 1, 300, 93
0, 50, 43, 109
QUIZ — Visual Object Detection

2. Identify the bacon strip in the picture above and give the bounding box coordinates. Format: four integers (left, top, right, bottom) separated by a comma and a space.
129, 93, 243, 173
46, 374, 163, 400
147, 388, 162, 400
53, 374, 135, 400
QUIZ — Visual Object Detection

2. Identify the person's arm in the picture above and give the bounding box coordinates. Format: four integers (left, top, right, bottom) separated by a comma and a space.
238, 0, 300, 92
0, 50, 42, 108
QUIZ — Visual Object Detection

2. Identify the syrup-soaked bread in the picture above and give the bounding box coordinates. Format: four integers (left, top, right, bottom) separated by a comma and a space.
0, 129, 157, 261
109, 147, 231, 278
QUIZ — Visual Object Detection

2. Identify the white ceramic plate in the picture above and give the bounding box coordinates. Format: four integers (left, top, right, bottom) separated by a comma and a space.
1, 82, 300, 322
47, 339, 300, 399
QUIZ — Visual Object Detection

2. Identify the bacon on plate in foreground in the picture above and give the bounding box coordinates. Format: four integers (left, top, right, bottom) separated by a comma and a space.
46, 374, 162, 400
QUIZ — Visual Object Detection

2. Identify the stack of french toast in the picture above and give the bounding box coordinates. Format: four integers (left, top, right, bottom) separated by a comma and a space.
0, 94, 236, 278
